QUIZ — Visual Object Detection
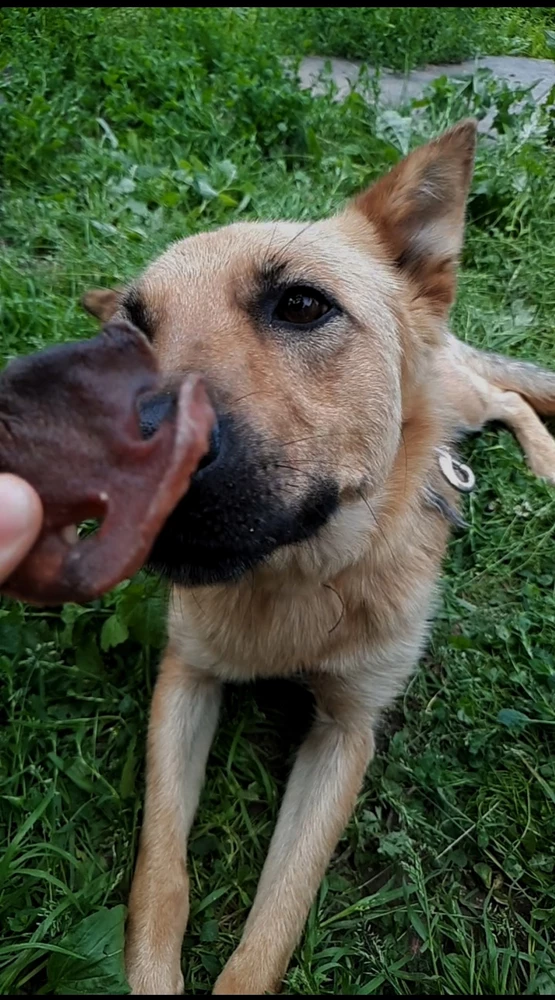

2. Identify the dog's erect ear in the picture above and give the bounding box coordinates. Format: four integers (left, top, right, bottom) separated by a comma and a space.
352, 119, 477, 315
81, 287, 122, 323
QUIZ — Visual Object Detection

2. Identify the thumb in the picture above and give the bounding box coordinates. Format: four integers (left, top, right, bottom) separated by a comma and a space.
0, 475, 43, 584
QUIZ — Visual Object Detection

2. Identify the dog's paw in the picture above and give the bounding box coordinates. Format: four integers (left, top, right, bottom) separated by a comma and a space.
212, 968, 241, 995
527, 453, 555, 485
127, 963, 184, 995
213, 949, 280, 995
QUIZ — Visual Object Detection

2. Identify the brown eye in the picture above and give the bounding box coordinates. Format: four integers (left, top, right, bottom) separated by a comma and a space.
274, 286, 333, 326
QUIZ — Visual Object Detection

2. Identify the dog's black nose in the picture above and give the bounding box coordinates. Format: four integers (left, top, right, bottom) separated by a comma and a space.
139, 391, 220, 469
139, 392, 177, 440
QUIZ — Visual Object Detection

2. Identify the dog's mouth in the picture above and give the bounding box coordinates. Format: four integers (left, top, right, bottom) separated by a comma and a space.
147, 414, 339, 587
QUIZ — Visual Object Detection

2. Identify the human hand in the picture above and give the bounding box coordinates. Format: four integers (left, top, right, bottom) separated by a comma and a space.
0, 474, 43, 584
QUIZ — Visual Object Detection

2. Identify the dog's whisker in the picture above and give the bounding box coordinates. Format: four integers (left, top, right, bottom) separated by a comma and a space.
356, 487, 402, 571
271, 228, 333, 271
400, 428, 408, 498
228, 390, 270, 406
261, 222, 280, 273
228, 389, 300, 407
322, 582, 346, 634
270, 220, 317, 268
274, 460, 361, 477
279, 431, 345, 448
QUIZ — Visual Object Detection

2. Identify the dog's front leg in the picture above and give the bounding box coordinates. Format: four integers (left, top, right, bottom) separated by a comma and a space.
126, 647, 221, 995
213, 672, 375, 995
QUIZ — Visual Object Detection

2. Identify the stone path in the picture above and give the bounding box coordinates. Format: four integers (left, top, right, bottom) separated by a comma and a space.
299, 54, 555, 112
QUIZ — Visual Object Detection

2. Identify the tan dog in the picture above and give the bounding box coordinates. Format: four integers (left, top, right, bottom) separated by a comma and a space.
84, 120, 555, 995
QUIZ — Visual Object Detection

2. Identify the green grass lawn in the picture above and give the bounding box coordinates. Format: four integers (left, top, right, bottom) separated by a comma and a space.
1, 7, 555, 995
283, 7, 555, 68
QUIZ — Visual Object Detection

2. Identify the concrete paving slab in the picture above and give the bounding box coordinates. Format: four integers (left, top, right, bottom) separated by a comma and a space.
299, 54, 555, 108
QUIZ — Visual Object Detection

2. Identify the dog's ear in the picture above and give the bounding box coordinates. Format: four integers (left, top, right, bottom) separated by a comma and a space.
352, 119, 477, 315
81, 287, 122, 322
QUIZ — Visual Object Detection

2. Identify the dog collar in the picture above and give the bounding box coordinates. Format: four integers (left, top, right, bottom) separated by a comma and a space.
436, 447, 475, 493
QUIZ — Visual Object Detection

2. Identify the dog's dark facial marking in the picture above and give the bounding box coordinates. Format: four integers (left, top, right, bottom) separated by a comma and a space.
148, 414, 339, 586
122, 288, 156, 341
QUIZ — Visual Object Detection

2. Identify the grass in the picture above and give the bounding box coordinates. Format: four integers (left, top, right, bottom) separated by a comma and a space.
1, 6, 555, 996
281, 7, 555, 69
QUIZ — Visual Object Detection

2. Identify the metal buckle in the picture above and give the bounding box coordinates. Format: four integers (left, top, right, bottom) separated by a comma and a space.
436, 447, 475, 494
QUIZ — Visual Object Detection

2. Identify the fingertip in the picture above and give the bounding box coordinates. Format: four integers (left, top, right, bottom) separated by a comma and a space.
0, 475, 43, 582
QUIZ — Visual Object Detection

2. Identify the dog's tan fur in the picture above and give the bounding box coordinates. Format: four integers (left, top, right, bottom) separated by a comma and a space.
84, 121, 555, 995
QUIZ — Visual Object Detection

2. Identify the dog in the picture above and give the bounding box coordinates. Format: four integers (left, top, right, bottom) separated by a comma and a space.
83, 119, 555, 995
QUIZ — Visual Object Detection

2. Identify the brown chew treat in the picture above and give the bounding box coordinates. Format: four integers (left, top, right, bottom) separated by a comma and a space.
0, 320, 214, 605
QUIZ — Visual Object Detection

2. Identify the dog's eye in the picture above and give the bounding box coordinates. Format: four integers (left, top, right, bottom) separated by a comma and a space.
274, 286, 332, 326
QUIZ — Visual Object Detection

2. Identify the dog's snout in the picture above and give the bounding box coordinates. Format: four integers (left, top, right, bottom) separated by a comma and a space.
139, 391, 220, 470
139, 392, 177, 440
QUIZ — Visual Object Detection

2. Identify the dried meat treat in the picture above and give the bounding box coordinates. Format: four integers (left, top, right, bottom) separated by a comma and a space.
0, 320, 214, 605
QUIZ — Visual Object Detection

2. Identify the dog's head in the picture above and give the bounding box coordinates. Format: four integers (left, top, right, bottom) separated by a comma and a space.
83, 121, 476, 586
